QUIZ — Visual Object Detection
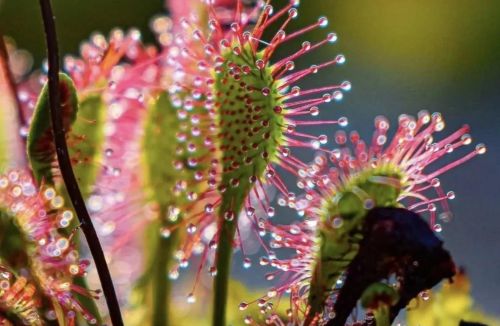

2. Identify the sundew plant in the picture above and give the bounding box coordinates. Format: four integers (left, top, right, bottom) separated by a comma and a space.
0, 0, 494, 325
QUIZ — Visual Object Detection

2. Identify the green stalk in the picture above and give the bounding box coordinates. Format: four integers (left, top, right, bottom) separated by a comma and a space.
212, 219, 236, 326
152, 220, 179, 326
373, 305, 391, 326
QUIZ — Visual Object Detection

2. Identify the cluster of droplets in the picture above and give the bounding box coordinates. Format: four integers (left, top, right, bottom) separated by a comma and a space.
15, 26, 162, 145
239, 111, 486, 324
0, 264, 41, 325
292, 111, 487, 230
1, 1, 489, 325
158, 1, 353, 296
0, 170, 99, 324
62, 27, 174, 299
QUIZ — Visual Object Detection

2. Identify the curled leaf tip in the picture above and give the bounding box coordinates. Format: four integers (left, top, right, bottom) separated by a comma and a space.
27, 73, 78, 185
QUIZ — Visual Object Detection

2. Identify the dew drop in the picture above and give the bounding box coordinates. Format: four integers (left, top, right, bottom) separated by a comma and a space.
419, 290, 430, 301
336, 54, 346, 64
0, 177, 8, 189
160, 227, 171, 238
243, 258, 252, 269
265, 273, 275, 281
224, 210, 235, 221
288, 8, 298, 18
363, 199, 375, 209
327, 32, 338, 43
318, 16, 328, 28
69, 264, 80, 275
59, 219, 70, 228
19, 125, 29, 138
0, 280, 9, 290
332, 217, 343, 229
289, 225, 301, 235
112, 167, 121, 176
246, 207, 255, 217
187, 293, 196, 303
56, 238, 69, 250
433, 224, 443, 232
309, 106, 319, 116
187, 223, 197, 234
341, 81, 351, 91
333, 90, 343, 101
230, 22, 240, 32
276, 30, 286, 41
338, 117, 348, 127
205, 203, 214, 213
169, 269, 179, 280
476, 143, 487, 154
264, 4, 273, 15
256, 59, 265, 70
239, 302, 249, 311
267, 288, 278, 298
461, 134, 472, 145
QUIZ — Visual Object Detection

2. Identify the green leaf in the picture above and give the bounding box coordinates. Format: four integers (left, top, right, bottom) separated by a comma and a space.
211, 41, 286, 326
143, 92, 181, 207
215, 42, 285, 220
68, 95, 105, 199
141, 91, 214, 325
27, 73, 78, 185
141, 92, 183, 326
308, 166, 403, 318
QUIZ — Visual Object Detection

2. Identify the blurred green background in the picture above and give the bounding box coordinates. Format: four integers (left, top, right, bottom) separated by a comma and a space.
1, 0, 499, 317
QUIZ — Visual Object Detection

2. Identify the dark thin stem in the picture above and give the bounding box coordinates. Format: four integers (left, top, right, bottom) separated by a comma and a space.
38, 1, 123, 325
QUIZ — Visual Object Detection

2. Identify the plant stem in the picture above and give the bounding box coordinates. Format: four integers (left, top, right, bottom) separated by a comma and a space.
38, 1, 123, 325
212, 219, 236, 326
373, 306, 391, 326
152, 222, 178, 326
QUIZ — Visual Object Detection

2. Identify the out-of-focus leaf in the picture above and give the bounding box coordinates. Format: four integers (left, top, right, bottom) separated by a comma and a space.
0, 39, 25, 170
27, 73, 78, 185
407, 270, 500, 326
67, 95, 105, 199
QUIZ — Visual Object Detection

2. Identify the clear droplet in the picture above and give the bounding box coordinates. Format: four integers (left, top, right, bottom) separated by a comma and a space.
187, 293, 196, 303
160, 228, 171, 238
243, 258, 252, 269
239, 302, 249, 311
